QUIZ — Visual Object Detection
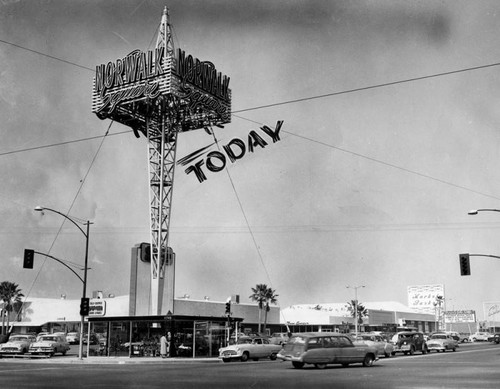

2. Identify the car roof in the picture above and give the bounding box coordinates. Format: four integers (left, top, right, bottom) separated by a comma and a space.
290, 332, 351, 338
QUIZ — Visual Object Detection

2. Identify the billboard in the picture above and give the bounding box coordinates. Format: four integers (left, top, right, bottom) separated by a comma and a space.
444, 310, 476, 323
407, 284, 445, 314
483, 301, 500, 324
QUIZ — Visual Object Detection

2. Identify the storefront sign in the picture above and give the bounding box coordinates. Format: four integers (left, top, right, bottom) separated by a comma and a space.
89, 299, 106, 317
177, 121, 283, 183
444, 310, 476, 323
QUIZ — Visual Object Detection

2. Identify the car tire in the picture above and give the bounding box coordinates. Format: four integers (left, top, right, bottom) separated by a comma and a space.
363, 354, 375, 367
391, 351, 396, 356
315, 363, 327, 369
409, 347, 415, 355
270, 353, 277, 361
240, 352, 249, 362
292, 361, 304, 369
384, 352, 391, 358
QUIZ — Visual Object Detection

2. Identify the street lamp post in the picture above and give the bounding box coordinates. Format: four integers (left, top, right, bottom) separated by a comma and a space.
346, 285, 365, 337
35, 206, 91, 360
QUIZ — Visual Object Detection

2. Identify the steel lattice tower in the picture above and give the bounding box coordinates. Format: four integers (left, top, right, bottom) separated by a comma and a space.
92, 7, 231, 315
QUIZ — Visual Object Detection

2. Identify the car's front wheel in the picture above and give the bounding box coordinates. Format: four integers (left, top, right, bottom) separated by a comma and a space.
315, 363, 327, 369
363, 354, 375, 367
292, 361, 304, 369
240, 352, 249, 362
270, 353, 277, 361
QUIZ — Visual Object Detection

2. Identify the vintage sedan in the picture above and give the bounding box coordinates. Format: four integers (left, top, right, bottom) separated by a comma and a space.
29, 334, 70, 357
219, 336, 282, 362
391, 331, 428, 355
0, 334, 37, 356
426, 333, 458, 352
469, 332, 492, 342
278, 332, 379, 369
354, 333, 394, 357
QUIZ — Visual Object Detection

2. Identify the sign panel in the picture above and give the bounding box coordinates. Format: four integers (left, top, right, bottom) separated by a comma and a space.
89, 299, 106, 317
407, 284, 445, 314
483, 301, 500, 323
92, 47, 231, 135
444, 310, 476, 323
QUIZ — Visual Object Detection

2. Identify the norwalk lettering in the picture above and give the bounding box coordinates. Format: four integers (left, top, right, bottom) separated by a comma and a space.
95, 48, 165, 113
95, 48, 165, 95
175, 49, 230, 102
179, 121, 283, 183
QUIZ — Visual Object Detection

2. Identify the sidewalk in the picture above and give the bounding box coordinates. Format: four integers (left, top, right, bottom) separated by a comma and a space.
0, 355, 220, 364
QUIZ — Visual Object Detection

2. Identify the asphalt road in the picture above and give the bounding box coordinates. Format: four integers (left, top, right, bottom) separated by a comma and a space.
0, 342, 499, 388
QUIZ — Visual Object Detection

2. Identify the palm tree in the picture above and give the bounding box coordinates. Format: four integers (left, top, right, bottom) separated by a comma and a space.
0, 281, 24, 335
249, 284, 278, 334
346, 299, 368, 325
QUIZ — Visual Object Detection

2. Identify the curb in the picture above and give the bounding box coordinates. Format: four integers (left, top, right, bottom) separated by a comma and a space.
0, 356, 221, 364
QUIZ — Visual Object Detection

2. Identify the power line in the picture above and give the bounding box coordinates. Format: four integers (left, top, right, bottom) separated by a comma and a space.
232, 62, 500, 113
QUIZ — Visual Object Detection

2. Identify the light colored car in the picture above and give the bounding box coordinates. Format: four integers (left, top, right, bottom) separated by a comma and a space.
66, 332, 80, 345
0, 334, 37, 356
354, 333, 394, 358
29, 334, 70, 357
426, 333, 458, 352
269, 332, 289, 346
469, 332, 493, 342
277, 332, 379, 369
218, 336, 282, 362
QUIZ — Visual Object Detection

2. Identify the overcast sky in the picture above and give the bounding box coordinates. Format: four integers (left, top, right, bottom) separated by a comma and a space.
2, 0, 500, 322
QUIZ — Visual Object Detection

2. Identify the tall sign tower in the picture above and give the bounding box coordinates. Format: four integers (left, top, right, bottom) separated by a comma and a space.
91, 8, 232, 314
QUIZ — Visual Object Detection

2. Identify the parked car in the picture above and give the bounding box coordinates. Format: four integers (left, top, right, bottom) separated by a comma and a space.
0, 334, 37, 356
391, 331, 428, 355
354, 333, 394, 358
469, 332, 493, 342
426, 333, 458, 352
269, 332, 289, 346
277, 332, 379, 369
29, 334, 70, 357
66, 332, 80, 345
218, 336, 282, 362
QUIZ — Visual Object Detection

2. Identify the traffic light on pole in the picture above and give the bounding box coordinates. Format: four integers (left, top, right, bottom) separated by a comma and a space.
225, 300, 231, 316
80, 297, 90, 316
23, 249, 34, 269
459, 253, 471, 276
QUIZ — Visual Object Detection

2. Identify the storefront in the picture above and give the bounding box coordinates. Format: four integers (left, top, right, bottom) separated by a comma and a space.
88, 314, 243, 358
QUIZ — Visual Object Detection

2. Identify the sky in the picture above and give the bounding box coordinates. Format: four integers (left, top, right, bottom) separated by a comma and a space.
2, 0, 500, 322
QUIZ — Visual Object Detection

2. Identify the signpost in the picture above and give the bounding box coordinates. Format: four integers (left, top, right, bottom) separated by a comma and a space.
91, 8, 231, 315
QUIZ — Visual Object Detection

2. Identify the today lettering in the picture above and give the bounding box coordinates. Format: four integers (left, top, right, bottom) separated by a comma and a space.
183, 121, 283, 183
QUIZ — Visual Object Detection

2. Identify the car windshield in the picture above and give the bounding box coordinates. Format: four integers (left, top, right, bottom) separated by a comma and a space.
431, 334, 447, 339
288, 336, 307, 345
236, 338, 254, 344
41, 336, 57, 341
10, 336, 28, 341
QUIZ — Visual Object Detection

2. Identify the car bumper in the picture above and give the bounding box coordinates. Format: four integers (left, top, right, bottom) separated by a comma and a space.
219, 350, 242, 360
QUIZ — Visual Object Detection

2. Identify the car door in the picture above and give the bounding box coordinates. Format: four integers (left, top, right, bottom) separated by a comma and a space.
338, 336, 362, 363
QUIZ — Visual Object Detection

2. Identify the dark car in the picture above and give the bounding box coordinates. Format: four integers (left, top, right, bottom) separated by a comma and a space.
390, 331, 428, 355
491, 333, 500, 344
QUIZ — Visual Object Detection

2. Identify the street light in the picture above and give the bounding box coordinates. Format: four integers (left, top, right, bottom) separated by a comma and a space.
346, 285, 365, 337
468, 209, 500, 215
35, 206, 91, 360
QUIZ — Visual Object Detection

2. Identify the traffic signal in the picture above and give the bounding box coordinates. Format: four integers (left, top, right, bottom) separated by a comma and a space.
139, 243, 151, 262
225, 301, 231, 316
23, 249, 34, 269
80, 297, 90, 316
459, 253, 471, 276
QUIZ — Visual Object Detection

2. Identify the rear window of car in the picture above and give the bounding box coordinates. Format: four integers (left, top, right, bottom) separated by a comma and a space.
288, 336, 307, 345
